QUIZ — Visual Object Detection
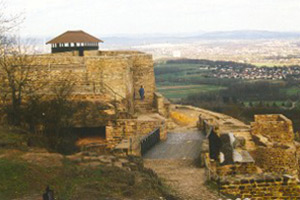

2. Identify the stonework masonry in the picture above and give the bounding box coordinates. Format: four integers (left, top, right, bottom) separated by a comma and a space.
8, 50, 170, 156
251, 115, 294, 143
219, 174, 300, 199
106, 116, 168, 156
196, 108, 300, 199
30, 51, 154, 110
250, 114, 298, 176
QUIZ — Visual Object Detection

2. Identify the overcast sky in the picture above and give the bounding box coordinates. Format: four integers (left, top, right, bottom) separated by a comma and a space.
5, 0, 300, 37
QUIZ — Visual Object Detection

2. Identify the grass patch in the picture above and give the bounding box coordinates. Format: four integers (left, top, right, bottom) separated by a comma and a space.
157, 85, 226, 100
0, 126, 173, 199
0, 158, 172, 200
280, 86, 300, 96
0, 159, 30, 199
252, 62, 279, 67
0, 127, 27, 149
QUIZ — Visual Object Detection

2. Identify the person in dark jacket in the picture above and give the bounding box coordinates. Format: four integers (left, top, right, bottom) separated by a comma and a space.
43, 186, 54, 200
139, 85, 145, 100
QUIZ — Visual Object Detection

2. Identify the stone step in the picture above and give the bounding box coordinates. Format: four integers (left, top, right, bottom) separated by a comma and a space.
134, 100, 152, 105
136, 108, 157, 114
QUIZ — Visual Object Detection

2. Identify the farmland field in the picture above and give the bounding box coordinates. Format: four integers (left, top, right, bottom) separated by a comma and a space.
155, 62, 227, 100
157, 84, 225, 100
154, 59, 300, 132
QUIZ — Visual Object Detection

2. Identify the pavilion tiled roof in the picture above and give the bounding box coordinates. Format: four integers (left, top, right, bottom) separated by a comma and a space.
46, 30, 103, 44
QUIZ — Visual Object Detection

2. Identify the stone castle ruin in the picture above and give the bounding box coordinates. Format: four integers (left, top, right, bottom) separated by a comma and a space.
197, 109, 300, 199
20, 30, 170, 155
4, 30, 300, 199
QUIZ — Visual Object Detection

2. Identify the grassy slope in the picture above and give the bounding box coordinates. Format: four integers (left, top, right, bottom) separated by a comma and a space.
0, 159, 169, 200
0, 128, 173, 200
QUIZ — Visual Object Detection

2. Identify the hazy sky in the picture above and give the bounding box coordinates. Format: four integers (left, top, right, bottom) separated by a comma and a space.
5, 0, 300, 37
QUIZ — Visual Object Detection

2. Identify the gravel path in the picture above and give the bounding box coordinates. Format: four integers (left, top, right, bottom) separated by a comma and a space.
143, 128, 221, 200
143, 130, 204, 159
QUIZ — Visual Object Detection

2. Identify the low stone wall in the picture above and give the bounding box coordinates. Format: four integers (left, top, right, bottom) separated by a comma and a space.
154, 92, 170, 118
250, 114, 298, 177
251, 114, 294, 143
219, 174, 300, 199
106, 119, 167, 141
250, 146, 299, 176
198, 111, 300, 199
105, 118, 167, 156
217, 163, 260, 176
98, 50, 142, 56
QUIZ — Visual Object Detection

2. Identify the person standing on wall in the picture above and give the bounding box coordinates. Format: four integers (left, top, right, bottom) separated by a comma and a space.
139, 85, 145, 100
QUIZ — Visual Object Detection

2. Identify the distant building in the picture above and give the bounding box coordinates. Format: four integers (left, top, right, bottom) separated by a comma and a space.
172, 50, 181, 58
46, 30, 103, 56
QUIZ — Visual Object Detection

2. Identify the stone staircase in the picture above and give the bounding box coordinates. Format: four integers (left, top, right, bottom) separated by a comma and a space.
135, 100, 156, 114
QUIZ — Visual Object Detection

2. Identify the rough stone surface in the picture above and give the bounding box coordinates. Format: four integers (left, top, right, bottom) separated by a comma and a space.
21, 152, 63, 167
10, 50, 171, 156
251, 114, 294, 143
250, 114, 298, 176
65, 153, 141, 171
219, 174, 300, 199
195, 106, 300, 199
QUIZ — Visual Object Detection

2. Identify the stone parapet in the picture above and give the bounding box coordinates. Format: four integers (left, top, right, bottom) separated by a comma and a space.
219, 174, 300, 199
105, 116, 167, 156
251, 114, 294, 143
250, 146, 298, 176
154, 92, 170, 118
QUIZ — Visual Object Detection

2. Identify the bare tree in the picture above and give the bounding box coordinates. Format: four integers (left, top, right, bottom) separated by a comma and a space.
0, 3, 31, 125
0, 1, 23, 34
0, 39, 36, 125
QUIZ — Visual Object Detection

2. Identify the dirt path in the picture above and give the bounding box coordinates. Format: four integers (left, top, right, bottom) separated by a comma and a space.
144, 159, 220, 200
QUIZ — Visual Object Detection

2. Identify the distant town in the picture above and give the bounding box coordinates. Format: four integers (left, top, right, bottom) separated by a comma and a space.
209, 65, 300, 80
135, 39, 300, 67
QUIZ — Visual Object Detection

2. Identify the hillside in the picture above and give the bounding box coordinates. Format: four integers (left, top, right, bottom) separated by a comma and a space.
0, 127, 174, 200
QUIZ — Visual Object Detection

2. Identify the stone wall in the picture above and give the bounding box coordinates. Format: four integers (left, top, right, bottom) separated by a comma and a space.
98, 50, 142, 56
250, 114, 298, 177
250, 146, 298, 176
251, 114, 294, 143
23, 50, 156, 115
131, 54, 156, 106
154, 92, 170, 118
85, 56, 133, 100
105, 118, 167, 156
219, 174, 300, 199
216, 163, 260, 176
1, 50, 169, 157
198, 110, 300, 198
106, 118, 167, 141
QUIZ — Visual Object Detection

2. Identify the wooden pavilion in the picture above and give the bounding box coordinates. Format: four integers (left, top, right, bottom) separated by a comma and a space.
46, 30, 103, 56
